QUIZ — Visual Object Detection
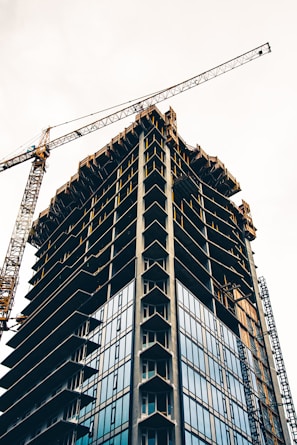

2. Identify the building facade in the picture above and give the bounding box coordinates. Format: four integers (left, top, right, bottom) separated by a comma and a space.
0, 106, 292, 444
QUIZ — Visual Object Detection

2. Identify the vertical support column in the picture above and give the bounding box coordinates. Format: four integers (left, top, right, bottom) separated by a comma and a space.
198, 184, 215, 308
164, 141, 183, 445
131, 131, 146, 445
107, 166, 121, 300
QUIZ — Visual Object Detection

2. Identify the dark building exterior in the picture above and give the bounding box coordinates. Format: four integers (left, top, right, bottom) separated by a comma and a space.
0, 106, 292, 444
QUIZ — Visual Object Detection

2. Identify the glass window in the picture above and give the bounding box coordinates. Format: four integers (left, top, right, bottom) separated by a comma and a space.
124, 361, 131, 388
184, 312, 191, 335
189, 293, 195, 314
198, 347, 205, 372
209, 356, 217, 382
141, 429, 173, 445
107, 298, 114, 320
194, 371, 202, 400
103, 404, 112, 435
196, 402, 203, 433
215, 417, 222, 445
194, 297, 201, 319
113, 371, 118, 390
192, 343, 199, 368
183, 288, 189, 309
185, 431, 192, 445
142, 392, 171, 416
212, 386, 219, 412
191, 316, 197, 339
125, 331, 132, 357
182, 361, 188, 389
103, 347, 110, 372
97, 409, 105, 438
183, 394, 191, 424
202, 405, 211, 439
100, 376, 107, 403
127, 281, 134, 302
148, 393, 155, 414
105, 322, 112, 344
111, 406, 116, 424
121, 287, 128, 306
126, 305, 133, 328
121, 429, 129, 444
196, 322, 203, 344
190, 397, 198, 430
178, 306, 185, 329
106, 373, 113, 400
114, 398, 122, 427
113, 342, 120, 361
200, 375, 208, 403
180, 333, 186, 357
97, 395, 130, 439
205, 309, 215, 331
206, 331, 213, 353
186, 337, 193, 362
176, 281, 182, 302
188, 366, 195, 394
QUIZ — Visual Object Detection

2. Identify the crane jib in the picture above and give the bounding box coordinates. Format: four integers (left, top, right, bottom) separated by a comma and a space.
0, 42, 270, 173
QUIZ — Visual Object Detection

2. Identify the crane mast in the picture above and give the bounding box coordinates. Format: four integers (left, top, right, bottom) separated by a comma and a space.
0, 42, 271, 338
0, 130, 50, 338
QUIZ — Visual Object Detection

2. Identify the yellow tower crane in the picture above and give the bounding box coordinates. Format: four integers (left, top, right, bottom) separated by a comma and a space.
0, 42, 271, 338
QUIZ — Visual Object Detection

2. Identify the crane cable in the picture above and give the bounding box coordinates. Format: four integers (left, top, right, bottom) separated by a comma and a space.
51, 87, 171, 129
0, 88, 169, 163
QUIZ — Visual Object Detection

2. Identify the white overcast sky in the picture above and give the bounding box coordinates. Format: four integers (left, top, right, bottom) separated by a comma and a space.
0, 0, 296, 416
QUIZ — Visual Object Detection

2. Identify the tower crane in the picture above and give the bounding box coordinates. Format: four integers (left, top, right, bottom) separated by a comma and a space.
0, 42, 271, 339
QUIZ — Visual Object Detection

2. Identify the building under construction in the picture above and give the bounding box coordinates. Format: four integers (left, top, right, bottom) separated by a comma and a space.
0, 106, 295, 445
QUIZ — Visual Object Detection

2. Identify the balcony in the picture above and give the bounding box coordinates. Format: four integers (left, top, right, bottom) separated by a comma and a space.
142, 240, 168, 261
144, 184, 166, 210
7, 288, 93, 349
0, 389, 93, 444
141, 286, 169, 305
141, 342, 172, 360
142, 263, 169, 282
141, 313, 170, 331
140, 374, 172, 392
139, 411, 175, 429
26, 419, 89, 445
3, 311, 101, 368
0, 360, 97, 426
143, 221, 167, 249
144, 201, 167, 229
0, 335, 97, 408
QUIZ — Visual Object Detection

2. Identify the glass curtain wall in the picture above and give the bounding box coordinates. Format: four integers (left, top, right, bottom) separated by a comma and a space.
76, 281, 135, 445
177, 281, 262, 445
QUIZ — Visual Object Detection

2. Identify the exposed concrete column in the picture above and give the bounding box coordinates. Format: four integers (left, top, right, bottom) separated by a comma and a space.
199, 184, 215, 307
131, 131, 146, 445
164, 141, 183, 445
107, 166, 121, 300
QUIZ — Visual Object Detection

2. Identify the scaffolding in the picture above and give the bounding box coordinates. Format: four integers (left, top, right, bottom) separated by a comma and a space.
237, 339, 262, 444
258, 276, 297, 443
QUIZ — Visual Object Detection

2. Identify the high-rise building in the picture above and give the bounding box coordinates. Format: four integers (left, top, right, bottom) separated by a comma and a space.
0, 106, 294, 445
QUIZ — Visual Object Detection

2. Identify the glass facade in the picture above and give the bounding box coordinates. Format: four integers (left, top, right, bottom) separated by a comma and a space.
76, 281, 134, 445
177, 280, 265, 445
